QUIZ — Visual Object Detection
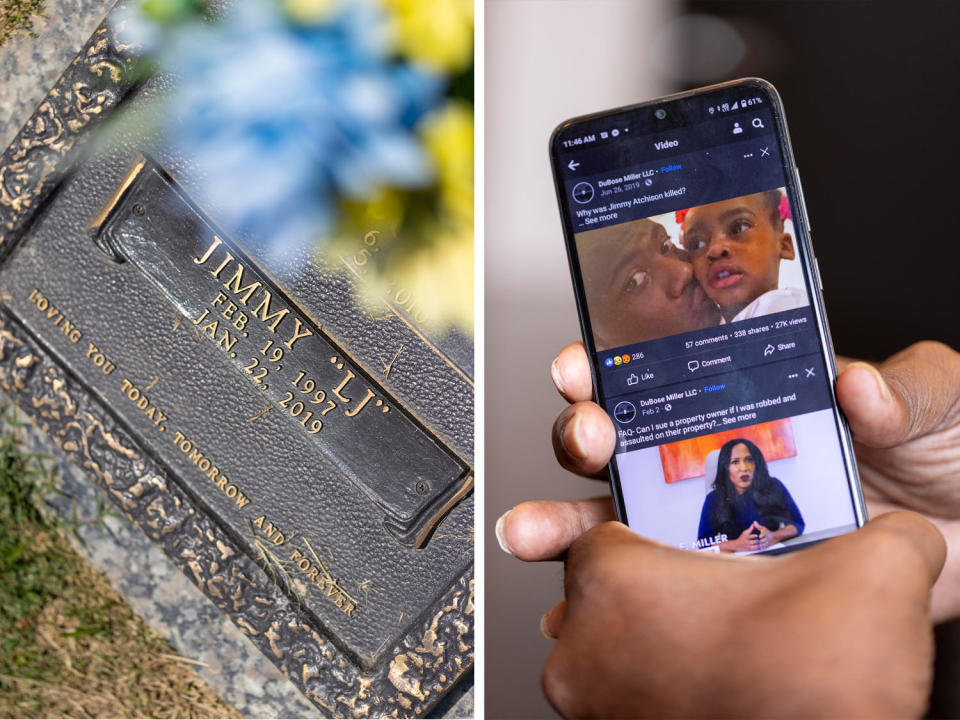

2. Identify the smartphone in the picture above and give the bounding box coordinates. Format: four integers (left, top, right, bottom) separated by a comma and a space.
549, 78, 866, 555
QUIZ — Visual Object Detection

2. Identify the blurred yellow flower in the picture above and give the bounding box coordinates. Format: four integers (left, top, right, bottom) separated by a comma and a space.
339, 190, 406, 236
381, 0, 473, 73
420, 100, 473, 227
402, 225, 473, 332
322, 99, 473, 335
355, 225, 473, 334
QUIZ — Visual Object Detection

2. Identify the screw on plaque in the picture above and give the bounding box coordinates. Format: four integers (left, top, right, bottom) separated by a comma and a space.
132, 203, 145, 216
415, 481, 429, 496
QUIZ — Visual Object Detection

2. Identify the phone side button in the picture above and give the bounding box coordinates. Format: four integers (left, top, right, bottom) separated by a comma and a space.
794, 167, 811, 233
812, 253, 824, 293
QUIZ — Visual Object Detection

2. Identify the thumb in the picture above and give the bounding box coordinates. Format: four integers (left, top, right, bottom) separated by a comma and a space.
836, 342, 960, 448
540, 601, 567, 640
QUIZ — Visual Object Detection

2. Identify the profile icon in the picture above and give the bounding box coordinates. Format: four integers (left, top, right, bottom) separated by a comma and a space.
572, 181, 595, 204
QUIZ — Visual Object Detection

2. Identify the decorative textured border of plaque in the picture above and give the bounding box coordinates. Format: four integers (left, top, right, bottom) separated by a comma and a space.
0, 5, 473, 717
0, 15, 137, 252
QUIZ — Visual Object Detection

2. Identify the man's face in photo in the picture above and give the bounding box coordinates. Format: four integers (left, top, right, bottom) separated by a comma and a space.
577, 219, 720, 349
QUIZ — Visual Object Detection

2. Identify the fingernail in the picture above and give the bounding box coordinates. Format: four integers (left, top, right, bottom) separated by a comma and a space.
540, 613, 558, 641
495, 510, 514, 555
559, 412, 587, 461
551, 357, 566, 396
852, 362, 892, 403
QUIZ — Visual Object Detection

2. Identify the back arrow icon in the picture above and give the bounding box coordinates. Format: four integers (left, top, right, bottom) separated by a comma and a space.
568, 160, 580, 171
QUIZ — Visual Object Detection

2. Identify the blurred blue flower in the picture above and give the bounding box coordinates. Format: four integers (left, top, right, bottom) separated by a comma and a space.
132, 0, 443, 260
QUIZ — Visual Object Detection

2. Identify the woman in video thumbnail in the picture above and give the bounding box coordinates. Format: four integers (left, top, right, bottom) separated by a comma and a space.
697, 438, 804, 552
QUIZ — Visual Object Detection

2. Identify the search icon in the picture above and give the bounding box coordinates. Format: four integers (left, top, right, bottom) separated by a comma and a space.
752, 118, 764, 129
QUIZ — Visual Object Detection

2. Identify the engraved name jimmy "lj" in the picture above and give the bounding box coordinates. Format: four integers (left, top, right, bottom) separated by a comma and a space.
192, 235, 312, 351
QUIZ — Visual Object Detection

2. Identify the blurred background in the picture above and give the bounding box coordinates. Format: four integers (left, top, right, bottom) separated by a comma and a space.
485, 1, 960, 717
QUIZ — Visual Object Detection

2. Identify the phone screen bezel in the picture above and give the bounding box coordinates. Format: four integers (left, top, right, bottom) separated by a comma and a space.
549, 78, 867, 548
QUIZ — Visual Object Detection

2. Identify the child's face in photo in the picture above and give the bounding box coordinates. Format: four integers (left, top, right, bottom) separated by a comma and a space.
577, 219, 719, 349
682, 193, 795, 321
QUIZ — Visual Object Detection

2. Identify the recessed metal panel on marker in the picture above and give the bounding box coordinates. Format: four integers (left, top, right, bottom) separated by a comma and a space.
89, 156, 471, 548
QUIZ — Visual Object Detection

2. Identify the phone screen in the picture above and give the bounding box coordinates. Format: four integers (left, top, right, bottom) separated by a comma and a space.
551, 80, 865, 555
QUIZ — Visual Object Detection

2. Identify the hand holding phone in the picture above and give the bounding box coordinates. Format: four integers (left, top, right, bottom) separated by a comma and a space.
549, 79, 865, 554
493, 336, 960, 620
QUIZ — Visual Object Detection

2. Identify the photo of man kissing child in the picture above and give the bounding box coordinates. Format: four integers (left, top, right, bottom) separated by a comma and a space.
574, 187, 809, 350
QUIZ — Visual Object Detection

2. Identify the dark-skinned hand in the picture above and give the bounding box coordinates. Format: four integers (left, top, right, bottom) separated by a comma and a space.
496, 340, 960, 717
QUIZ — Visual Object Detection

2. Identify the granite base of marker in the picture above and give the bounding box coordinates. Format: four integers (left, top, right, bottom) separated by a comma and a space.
0, 0, 116, 149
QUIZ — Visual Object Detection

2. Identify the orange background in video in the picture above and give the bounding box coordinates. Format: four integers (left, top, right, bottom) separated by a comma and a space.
659, 419, 797, 484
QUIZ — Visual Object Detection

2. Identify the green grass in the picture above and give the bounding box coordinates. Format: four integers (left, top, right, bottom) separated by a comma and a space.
0, 412, 240, 718
0, 0, 45, 45
0, 418, 64, 684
